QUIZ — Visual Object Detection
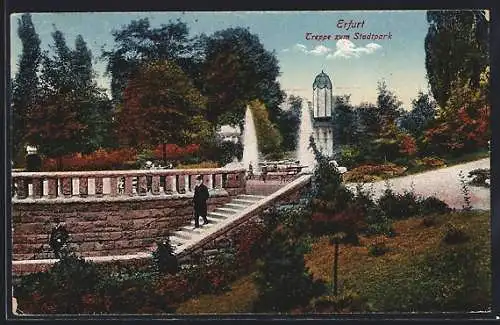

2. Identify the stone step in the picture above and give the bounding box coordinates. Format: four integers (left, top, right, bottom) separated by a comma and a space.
207, 212, 230, 219
171, 231, 192, 240
225, 203, 250, 209
237, 194, 266, 200
214, 207, 241, 214
231, 199, 258, 205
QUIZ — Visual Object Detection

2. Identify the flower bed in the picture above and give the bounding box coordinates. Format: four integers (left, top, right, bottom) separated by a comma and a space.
343, 163, 407, 183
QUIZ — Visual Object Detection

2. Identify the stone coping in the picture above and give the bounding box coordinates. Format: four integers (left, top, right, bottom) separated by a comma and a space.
176, 173, 313, 258
12, 167, 246, 178
12, 188, 229, 204
11, 173, 313, 271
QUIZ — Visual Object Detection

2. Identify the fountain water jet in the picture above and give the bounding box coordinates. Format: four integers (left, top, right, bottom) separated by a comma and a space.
297, 99, 316, 172
241, 105, 260, 172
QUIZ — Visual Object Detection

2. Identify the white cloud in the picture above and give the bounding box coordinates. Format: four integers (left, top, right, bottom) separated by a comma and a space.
289, 43, 333, 56
327, 40, 382, 59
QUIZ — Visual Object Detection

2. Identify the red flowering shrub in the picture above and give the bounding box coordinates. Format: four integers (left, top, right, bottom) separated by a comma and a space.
153, 143, 200, 161
233, 221, 266, 271
398, 134, 417, 156
343, 163, 407, 182
423, 106, 490, 155
43, 148, 138, 171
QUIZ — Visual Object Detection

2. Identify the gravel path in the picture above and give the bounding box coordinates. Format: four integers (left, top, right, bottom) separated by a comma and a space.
345, 158, 490, 210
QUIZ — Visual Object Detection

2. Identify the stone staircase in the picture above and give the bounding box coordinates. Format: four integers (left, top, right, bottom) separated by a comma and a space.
169, 194, 267, 255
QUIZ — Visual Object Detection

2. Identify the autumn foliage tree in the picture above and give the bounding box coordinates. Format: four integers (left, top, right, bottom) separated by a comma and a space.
116, 60, 210, 163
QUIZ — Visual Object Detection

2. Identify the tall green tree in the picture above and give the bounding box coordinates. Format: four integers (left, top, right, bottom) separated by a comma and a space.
116, 60, 209, 161
276, 95, 301, 152
102, 18, 197, 105
400, 91, 437, 137
376, 80, 404, 128
11, 13, 41, 163
333, 95, 357, 145
425, 10, 489, 109
249, 99, 283, 155
201, 27, 285, 126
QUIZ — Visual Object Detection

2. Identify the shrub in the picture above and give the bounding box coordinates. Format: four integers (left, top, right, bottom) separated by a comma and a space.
253, 230, 325, 312
151, 238, 179, 275
442, 223, 469, 245
468, 168, 490, 188
15, 253, 101, 314
339, 146, 362, 169
459, 171, 472, 211
343, 163, 407, 182
420, 196, 451, 215
42, 148, 138, 171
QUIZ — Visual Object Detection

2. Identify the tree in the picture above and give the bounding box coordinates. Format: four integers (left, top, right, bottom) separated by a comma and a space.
11, 13, 42, 163
400, 91, 437, 137
333, 95, 357, 145
37, 29, 113, 154
276, 95, 301, 152
24, 92, 86, 170
253, 229, 323, 312
249, 99, 283, 155
116, 60, 208, 162
376, 80, 404, 128
103, 18, 196, 105
200, 27, 285, 126
425, 10, 489, 109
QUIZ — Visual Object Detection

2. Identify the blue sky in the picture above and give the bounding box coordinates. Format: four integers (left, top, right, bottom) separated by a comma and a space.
11, 11, 439, 109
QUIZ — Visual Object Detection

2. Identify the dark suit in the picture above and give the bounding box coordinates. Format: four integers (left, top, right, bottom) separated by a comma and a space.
193, 183, 209, 227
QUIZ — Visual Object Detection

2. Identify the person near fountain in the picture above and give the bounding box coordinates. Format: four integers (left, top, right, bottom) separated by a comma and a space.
193, 175, 209, 228
260, 165, 268, 182
247, 162, 254, 180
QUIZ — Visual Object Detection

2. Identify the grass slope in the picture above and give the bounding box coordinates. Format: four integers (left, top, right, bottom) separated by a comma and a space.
176, 211, 491, 313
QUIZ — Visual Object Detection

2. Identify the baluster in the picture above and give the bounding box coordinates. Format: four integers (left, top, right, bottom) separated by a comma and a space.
47, 178, 58, 199
109, 177, 118, 197
152, 175, 160, 195
124, 176, 133, 196
32, 177, 43, 198
190, 175, 198, 192
138, 175, 147, 196
95, 177, 104, 197
16, 178, 28, 199
214, 174, 223, 189
79, 177, 88, 197
184, 175, 190, 193
61, 177, 72, 197
177, 175, 185, 194
204, 174, 212, 189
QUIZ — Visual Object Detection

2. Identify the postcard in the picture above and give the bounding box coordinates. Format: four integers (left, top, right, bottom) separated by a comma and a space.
8, 10, 491, 317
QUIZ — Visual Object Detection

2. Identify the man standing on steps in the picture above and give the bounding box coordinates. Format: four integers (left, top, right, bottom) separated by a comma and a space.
193, 175, 209, 228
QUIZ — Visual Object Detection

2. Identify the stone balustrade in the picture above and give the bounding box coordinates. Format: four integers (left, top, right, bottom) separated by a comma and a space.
12, 168, 246, 202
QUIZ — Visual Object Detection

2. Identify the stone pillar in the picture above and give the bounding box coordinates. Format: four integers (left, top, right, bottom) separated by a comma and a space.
177, 175, 185, 194
95, 177, 104, 197
79, 177, 88, 198
124, 176, 133, 196
152, 176, 160, 195
32, 178, 43, 198
47, 178, 58, 199
16, 178, 28, 199
214, 174, 223, 189
109, 177, 118, 197
61, 178, 72, 197
205, 174, 213, 189
138, 176, 147, 196
184, 175, 190, 193
190, 175, 198, 192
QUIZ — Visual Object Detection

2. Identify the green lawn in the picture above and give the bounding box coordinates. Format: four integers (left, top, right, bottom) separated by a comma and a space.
176, 210, 491, 313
